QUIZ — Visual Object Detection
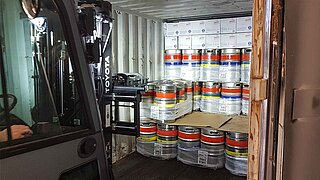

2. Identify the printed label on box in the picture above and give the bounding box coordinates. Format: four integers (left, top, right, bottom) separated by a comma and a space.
205, 35, 220, 49
165, 36, 178, 50
191, 20, 205, 34
221, 18, 237, 34
237, 33, 252, 48
179, 36, 192, 49
220, 34, 237, 48
236, 17, 253, 33
198, 150, 208, 165
192, 35, 206, 49
167, 23, 179, 36
179, 21, 192, 35
204, 19, 220, 34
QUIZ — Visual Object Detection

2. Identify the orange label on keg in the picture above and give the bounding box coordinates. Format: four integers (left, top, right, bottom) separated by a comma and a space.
221, 54, 241, 61
202, 87, 220, 93
183, 55, 201, 60
201, 55, 220, 61
178, 90, 185, 96
194, 86, 201, 92
143, 92, 155, 97
221, 88, 241, 93
178, 131, 200, 140
226, 137, 248, 148
242, 54, 251, 61
157, 129, 178, 136
186, 88, 193, 92
164, 54, 181, 60
201, 135, 225, 144
140, 126, 157, 133
155, 92, 176, 98
242, 89, 250, 94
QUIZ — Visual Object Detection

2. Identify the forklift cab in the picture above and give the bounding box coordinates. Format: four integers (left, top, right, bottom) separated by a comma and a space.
0, 0, 112, 179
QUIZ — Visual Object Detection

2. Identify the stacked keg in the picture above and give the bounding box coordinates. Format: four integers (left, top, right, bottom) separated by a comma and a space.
219, 83, 242, 115
164, 50, 182, 79
225, 132, 248, 176
193, 82, 201, 111
156, 123, 178, 158
199, 49, 220, 82
219, 49, 241, 82
200, 128, 225, 169
177, 126, 201, 165
140, 82, 156, 120
180, 50, 201, 81
153, 81, 177, 122
242, 84, 250, 115
241, 49, 252, 84
200, 82, 220, 113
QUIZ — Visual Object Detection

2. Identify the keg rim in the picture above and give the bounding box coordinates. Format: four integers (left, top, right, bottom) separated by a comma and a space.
221, 48, 241, 54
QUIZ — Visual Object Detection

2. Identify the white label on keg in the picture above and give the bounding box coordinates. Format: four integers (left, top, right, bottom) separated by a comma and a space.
151, 106, 160, 119
154, 143, 162, 156
198, 150, 208, 165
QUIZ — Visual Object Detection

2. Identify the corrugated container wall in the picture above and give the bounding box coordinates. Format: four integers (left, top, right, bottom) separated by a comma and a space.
111, 9, 164, 162
112, 10, 164, 80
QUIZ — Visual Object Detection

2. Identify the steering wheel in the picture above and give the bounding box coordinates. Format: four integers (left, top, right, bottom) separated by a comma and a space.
0, 94, 18, 117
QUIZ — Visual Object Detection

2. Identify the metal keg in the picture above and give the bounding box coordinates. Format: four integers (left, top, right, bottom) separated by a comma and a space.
164, 50, 182, 62
178, 126, 200, 148
175, 82, 186, 103
154, 82, 176, 106
142, 82, 156, 104
165, 61, 182, 80
219, 48, 241, 82
242, 84, 250, 115
182, 49, 201, 62
200, 49, 220, 81
157, 124, 178, 144
200, 128, 225, 155
220, 83, 242, 115
139, 122, 157, 141
225, 132, 248, 157
200, 82, 220, 113
193, 82, 201, 110
241, 48, 252, 83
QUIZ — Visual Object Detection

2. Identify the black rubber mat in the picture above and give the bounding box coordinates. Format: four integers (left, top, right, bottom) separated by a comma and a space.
113, 152, 246, 180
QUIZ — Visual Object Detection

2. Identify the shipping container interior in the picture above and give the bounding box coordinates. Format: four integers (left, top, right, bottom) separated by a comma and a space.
108, 0, 254, 179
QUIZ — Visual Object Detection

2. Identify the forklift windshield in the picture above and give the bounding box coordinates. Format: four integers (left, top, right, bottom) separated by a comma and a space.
0, 0, 89, 145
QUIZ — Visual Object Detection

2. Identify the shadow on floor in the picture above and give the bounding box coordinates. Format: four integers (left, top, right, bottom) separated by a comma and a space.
113, 152, 246, 180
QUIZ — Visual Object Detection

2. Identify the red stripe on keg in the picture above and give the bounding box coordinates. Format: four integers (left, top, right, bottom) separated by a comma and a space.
143, 92, 155, 97
202, 55, 220, 61
221, 54, 241, 61
186, 88, 192, 92
226, 137, 248, 148
194, 86, 201, 92
178, 90, 185, 96
202, 87, 220, 93
242, 89, 250, 94
155, 92, 176, 98
157, 129, 178, 136
242, 54, 251, 61
164, 54, 181, 60
221, 88, 241, 93
201, 135, 225, 144
140, 126, 157, 133
178, 131, 200, 140
242, 97, 250, 100
183, 55, 201, 60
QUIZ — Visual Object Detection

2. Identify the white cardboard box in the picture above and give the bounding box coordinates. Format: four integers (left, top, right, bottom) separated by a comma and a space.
236, 17, 253, 33
204, 19, 221, 34
165, 36, 178, 50
178, 21, 192, 35
237, 33, 252, 48
220, 18, 237, 34
179, 36, 192, 49
220, 34, 237, 48
192, 35, 206, 49
205, 35, 220, 49
166, 23, 179, 36
191, 20, 206, 34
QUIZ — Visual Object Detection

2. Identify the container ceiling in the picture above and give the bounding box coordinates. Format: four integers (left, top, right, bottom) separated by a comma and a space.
108, 0, 253, 21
